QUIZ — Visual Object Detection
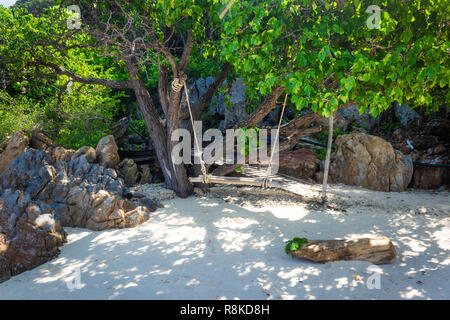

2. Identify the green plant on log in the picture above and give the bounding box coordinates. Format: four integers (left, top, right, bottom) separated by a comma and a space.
285, 237, 308, 254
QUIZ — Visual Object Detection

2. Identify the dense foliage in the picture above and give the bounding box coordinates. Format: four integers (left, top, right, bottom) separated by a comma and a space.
221, 0, 449, 117
0, 5, 125, 148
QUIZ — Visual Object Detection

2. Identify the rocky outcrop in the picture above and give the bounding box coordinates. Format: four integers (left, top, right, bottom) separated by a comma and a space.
278, 148, 318, 180
96, 135, 120, 168
0, 131, 29, 175
330, 133, 413, 192
387, 115, 449, 189
0, 148, 156, 230
0, 190, 67, 283
0, 148, 157, 283
30, 130, 75, 163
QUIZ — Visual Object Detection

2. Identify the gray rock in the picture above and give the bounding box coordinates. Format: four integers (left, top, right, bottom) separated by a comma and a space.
395, 104, 421, 127
338, 105, 380, 131
72, 146, 97, 163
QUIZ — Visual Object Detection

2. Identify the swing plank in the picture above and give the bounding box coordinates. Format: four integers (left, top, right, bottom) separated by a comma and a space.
189, 175, 285, 188
289, 237, 397, 265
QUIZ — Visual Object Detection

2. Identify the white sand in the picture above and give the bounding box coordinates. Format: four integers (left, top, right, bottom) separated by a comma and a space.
0, 182, 449, 300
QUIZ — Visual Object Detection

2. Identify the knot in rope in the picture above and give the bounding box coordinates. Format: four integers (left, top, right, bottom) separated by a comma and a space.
171, 74, 188, 93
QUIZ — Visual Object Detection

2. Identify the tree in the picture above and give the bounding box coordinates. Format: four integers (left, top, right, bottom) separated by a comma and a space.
0, 4, 125, 148
213, 0, 448, 174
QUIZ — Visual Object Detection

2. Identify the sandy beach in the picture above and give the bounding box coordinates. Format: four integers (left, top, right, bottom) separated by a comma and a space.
1, 181, 449, 300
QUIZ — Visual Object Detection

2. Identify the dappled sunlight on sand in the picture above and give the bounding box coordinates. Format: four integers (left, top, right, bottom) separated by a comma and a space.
0, 189, 449, 300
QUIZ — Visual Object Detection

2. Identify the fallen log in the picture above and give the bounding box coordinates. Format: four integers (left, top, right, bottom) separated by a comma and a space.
288, 236, 397, 265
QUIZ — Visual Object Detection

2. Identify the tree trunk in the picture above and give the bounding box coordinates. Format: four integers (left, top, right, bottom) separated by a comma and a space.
125, 58, 193, 198
289, 237, 397, 265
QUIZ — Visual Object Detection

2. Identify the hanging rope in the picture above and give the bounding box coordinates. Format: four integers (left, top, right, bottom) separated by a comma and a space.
262, 93, 288, 188
172, 76, 210, 184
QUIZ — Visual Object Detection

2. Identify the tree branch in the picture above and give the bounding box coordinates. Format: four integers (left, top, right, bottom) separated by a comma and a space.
233, 86, 285, 129
158, 64, 170, 116
43, 62, 133, 89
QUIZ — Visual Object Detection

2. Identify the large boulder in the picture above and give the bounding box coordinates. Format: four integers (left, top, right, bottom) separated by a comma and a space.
96, 135, 120, 168
0, 131, 29, 175
330, 133, 413, 192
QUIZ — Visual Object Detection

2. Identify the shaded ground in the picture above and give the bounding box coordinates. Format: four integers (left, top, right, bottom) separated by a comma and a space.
0, 181, 449, 300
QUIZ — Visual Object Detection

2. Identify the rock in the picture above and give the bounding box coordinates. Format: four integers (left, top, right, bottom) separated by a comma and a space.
395, 104, 421, 127
314, 171, 333, 184
0, 131, 29, 175
434, 144, 447, 155
30, 130, 74, 163
50, 147, 75, 163
330, 133, 413, 192
0, 149, 156, 231
72, 146, 96, 163
117, 159, 153, 186
219, 78, 248, 130
30, 129, 58, 150
139, 164, 152, 184
96, 135, 120, 168
278, 148, 318, 180
118, 158, 139, 185
412, 156, 450, 189
338, 105, 380, 131
0, 189, 67, 283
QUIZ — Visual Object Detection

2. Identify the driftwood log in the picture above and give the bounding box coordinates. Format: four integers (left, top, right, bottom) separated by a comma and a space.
289, 237, 397, 265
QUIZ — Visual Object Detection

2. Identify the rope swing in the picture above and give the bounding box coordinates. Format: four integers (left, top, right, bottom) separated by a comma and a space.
175, 76, 287, 189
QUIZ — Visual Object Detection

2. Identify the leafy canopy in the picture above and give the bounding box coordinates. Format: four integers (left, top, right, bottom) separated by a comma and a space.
221, 0, 449, 117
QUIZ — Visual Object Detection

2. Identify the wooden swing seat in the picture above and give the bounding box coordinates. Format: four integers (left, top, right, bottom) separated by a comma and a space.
188, 175, 284, 188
